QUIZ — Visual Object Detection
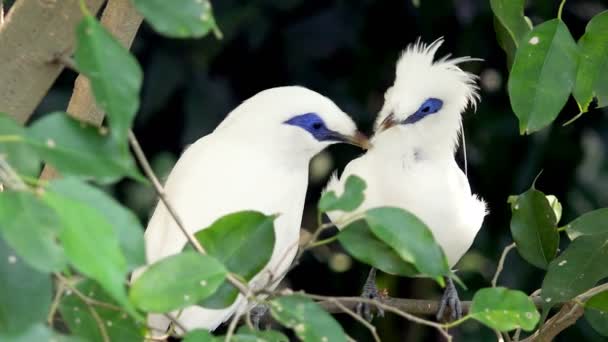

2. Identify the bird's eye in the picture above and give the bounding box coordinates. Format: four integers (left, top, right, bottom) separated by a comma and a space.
417, 98, 443, 115
421, 106, 430, 113
312, 122, 323, 130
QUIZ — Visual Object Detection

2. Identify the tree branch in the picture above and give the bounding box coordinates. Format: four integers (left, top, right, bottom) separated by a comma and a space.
492, 242, 516, 287
40, 0, 144, 180
0, 0, 105, 124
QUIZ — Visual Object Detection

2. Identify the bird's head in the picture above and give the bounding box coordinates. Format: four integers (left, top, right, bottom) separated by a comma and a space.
216, 86, 369, 159
373, 38, 480, 152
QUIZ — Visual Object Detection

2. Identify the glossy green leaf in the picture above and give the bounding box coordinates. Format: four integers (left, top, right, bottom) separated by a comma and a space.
338, 219, 417, 276
59, 279, 144, 342
565, 208, 608, 240
510, 188, 559, 269
319, 175, 366, 212
585, 307, 608, 337
366, 207, 449, 283
130, 251, 226, 312
508, 19, 579, 134
470, 287, 539, 332
270, 295, 346, 342
233, 327, 289, 342
490, 0, 531, 48
541, 232, 608, 305
0, 113, 40, 178
74, 15, 142, 142
0, 191, 66, 272
493, 16, 516, 68
183, 329, 217, 342
585, 291, 608, 336
573, 10, 608, 111
26, 112, 142, 183
48, 178, 145, 271
0, 238, 52, 334
132, 0, 220, 39
195, 211, 276, 309
43, 191, 137, 318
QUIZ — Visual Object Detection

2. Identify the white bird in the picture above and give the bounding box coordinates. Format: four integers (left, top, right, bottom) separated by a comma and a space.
135, 86, 368, 334
325, 39, 487, 320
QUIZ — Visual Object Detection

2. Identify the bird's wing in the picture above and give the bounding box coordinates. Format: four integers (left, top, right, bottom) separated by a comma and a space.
139, 132, 308, 333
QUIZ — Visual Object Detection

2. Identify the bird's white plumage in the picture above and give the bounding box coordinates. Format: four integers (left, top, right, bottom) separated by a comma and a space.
134, 86, 360, 333
326, 39, 486, 267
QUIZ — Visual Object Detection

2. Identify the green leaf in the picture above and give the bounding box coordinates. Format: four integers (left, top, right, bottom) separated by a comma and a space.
365, 207, 449, 283
573, 10, 608, 111
48, 178, 145, 271
42, 191, 137, 318
585, 291, 608, 336
132, 0, 220, 39
270, 295, 346, 342
0, 191, 66, 272
233, 327, 289, 342
508, 19, 579, 134
585, 307, 608, 337
0, 238, 52, 334
26, 112, 142, 183
0, 113, 40, 178
545, 195, 562, 224
510, 188, 559, 269
319, 175, 366, 212
493, 16, 516, 69
194, 211, 276, 309
490, 0, 531, 48
74, 15, 142, 142
469, 287, 540, 332
565, 208, 608, 240
541, 232, 608, 305
338, 219, 417, 276
59, 279, 144, 342
183, 329, 218, 342
130, 251, 226, 312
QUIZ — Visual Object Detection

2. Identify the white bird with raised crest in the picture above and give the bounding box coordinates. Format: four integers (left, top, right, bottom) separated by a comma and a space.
325, 39, 487, 320
135, 86, 369, 334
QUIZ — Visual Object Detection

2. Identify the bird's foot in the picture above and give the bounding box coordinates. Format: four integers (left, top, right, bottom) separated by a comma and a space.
436, 277, 462, 322
250, 304, 269, 329
356, 268, 386, 321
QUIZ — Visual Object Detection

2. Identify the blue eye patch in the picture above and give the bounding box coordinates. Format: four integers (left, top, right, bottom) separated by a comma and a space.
402, 98, 443, 125
284, 113, 341, 142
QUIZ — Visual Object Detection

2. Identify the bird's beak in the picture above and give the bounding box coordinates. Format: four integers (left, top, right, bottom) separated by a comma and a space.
343, 131, 371, 150
377, 113, 397, 133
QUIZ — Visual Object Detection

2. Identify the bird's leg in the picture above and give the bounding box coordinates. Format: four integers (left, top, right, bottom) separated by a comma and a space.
250, 304, 269, 329
355, 268, 385, 321
436, 277, 462, 322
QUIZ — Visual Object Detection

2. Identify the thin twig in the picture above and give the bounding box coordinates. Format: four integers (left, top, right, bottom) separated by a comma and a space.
492, 243, 516, 287
47, 280, 65, 326
578, 282, 608, 301
128, 131, 250, 296
0, 1, 4, 26
51, 53, 78, 72
329, 298, 381, 342
164, 313, 188, 335
296, 291, 452, 341
55, 273, 124, 311
88, 303, 111, 342
225, 309, 244, 342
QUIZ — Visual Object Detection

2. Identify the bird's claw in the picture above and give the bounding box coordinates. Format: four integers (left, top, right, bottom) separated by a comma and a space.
356, 268, 385, 321
250, 304, 269, 329
436, 277, 462, 322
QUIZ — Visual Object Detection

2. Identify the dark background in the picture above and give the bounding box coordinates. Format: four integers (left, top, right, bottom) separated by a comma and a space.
32, 0, 608, 341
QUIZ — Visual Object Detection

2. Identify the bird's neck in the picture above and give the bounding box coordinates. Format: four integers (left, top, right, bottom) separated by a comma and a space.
371, 119, 461, 161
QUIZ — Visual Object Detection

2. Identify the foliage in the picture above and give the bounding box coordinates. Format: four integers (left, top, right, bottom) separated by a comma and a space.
0, 0, 607, 341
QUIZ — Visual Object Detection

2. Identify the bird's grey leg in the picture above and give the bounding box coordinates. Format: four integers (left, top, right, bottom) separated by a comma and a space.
436, 277, 462, 322
250, 304, 269, 329
355, 268, 385, 321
